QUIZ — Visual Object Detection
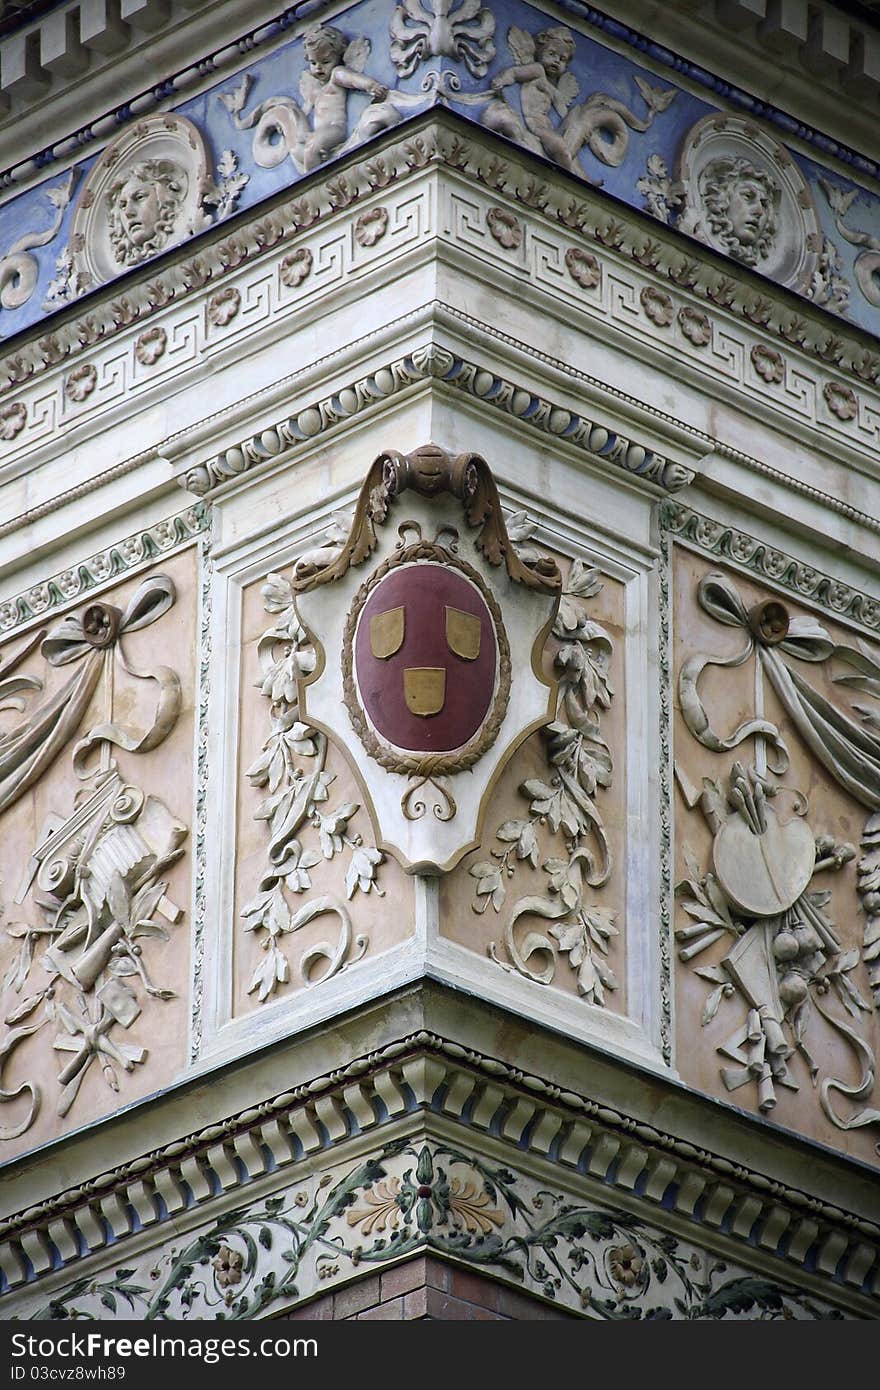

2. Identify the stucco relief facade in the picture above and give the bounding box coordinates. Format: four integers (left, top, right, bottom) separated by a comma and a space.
0, 0, 878, 1327
443, 554, 629, 1016
672, 548, 880, 1165
233, 557, 415, 1015
3, 0, 880, 338
0, 548, 197, 1161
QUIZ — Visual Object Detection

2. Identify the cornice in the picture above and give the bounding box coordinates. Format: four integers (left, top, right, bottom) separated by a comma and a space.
433, 302, 880, 535
168, 307, 880, 542
2, 311, 876, 568
1, 125, 878, 558
0, 499, 208, 634
3, 115, 880, 405
170, 340, 693, 502
567, 0, 880, 172
4, 0, 880, 205
660, 499, 880, 632
0, 1024, 877, 1311
165, 298, 880, 545
0, 0, 320, 186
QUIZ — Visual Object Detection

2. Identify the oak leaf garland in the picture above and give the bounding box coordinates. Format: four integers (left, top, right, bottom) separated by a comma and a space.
479, 557, 618, 1005
243, 560, 384, 1003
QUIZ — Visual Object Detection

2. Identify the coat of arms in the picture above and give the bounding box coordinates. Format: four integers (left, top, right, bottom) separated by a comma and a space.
293, 445, 561, 871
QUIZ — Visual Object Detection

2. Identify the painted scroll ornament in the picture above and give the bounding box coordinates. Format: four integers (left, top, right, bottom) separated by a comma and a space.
293, 445, 561, 872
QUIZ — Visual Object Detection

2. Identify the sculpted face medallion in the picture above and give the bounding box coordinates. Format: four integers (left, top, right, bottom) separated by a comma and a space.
676, 114, 821, 293
108, 160, 189, 265
69, 113, 211, 290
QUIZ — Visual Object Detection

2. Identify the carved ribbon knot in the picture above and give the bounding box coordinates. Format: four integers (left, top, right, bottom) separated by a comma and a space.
0, 574, 180, 816
680, 571, 880, 1131
680, 572, 880, 810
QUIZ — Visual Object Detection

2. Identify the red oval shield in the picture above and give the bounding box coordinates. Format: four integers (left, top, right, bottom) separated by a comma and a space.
353, 563, 497, 753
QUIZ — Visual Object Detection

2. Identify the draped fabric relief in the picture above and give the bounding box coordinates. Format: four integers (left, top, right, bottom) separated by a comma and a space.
673, 551, 880, 1161
0, 553, 196, 1158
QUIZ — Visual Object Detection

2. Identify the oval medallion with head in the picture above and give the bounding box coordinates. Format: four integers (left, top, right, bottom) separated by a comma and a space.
345, 557, 510, 773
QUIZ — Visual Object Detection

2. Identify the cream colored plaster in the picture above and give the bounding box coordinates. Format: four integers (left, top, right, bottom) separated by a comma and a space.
232, 569, 414, 1019
0, 547, 196, 1161
443, 558, 628, 1015
673, 547, 880, 1164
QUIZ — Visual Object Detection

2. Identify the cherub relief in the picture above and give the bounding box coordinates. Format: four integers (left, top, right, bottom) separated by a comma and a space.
477, 26, 676, 179
222, 25, 405, 174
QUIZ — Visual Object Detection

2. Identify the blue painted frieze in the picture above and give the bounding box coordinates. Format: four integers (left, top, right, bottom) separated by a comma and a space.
0, 0, 878, 342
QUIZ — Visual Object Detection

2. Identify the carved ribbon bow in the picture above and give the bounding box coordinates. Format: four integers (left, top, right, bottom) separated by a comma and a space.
0, 575, 179, 816
679, 573, 880, 810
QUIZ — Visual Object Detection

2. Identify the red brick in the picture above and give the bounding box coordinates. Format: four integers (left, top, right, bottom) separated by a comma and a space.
423, 1257, 452, 1292
358, 1296, 404, 1320
425, 1290, 478, 1320
403, 1286, 429, 1319
381, 1257, 429, 1300
496, 1286, 571, 1320
450, 1268, 501, 1311
332, 1274, 382, 1318
285, 1295, 335, 1320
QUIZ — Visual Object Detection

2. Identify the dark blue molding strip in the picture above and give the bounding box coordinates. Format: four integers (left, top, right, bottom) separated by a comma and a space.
558, 0, 880, 181
3, 0, 879, 191
0, 0, 332, 190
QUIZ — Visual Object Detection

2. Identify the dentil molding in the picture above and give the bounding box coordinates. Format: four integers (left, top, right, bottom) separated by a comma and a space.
0, 1025, 877, 1313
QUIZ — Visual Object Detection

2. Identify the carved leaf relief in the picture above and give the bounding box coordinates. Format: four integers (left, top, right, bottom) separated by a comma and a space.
445, 527, 625, 1011
236, 538, 400, 1010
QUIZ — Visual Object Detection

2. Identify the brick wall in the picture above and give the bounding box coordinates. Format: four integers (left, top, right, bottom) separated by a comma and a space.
281, 1256, 576, 1321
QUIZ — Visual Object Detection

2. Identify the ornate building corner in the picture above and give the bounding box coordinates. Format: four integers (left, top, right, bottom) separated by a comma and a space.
1, 0, 878, 1328
0, 1016, 874, 1318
